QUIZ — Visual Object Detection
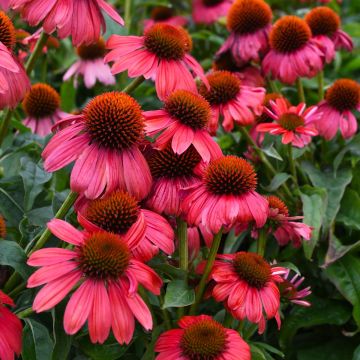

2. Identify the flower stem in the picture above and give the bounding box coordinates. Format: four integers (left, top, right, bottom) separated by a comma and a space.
223, 311, 233, 328
317, 71, 324, 101
0, 109, 13, 146
239, 127, 293, 199
267, 78, 279, 94
16, 307, 33, 319
25, 32, 49, 75
124, 0, 132, 31
189, 228, 223, 315
256, 228, 267, 257
177, 218, 188, 273
288, 145, 299, 189
28, 191, 78, 255
296, 78, 305, 103
122, 76, 145, 94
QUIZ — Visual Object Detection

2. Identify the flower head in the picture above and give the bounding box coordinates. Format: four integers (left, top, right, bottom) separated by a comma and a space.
0, 11, 30, 109
315, 79, 360, 140
77, 190, 175, 262
27, 219, 162, 344
42, 92, 152, 200
192, 0, 233, 25
183, 155, 269, 234
267, 195, 312, 247
105, 23, 208, 100
263, 16, 324, 84
146, 144, 202, 216
279, 269, 311, 307
305, 6, 353, 63
199, 70, 265, 133
64, 38, 115, 88
0, 291, 22, 359
144, 89, 222, 162
22, 83, 70, 136
211, 252, 286, 333
256, 97, 319, 147
10, 0, 124, 46
144, 6, 187, 31
218, 0, 272, 63
155, 315, 251, 360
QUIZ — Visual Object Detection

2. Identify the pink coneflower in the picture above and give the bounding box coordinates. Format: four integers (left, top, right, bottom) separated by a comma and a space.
42, 92, 152, 200
9, 0, 124, 46
218, 0, 272, 64
213, 51, 265, 87
266, 195, 312, 247
146, 144, 202, 216
192, 0, 233, 25
199, 70, 265, 134
144, 89, 222, 162
314, 79, 360, 140
256, 98, 319, 148
144, 6, 187, 31
155, 315, 251, 360
64, 38, 115, 89
279, 269, 311, 307
183, 156, 269, 234
27, 219, 162, 344
105, 23, 208, 100
0, 291, 22, 360
0, 0, 9, 10
0, 11, 30, 109
211, 252, 286, 333
76, 190, 175, 262
263, 16, 324, 84
305, 7, 353, 63
22, 83, 70, 136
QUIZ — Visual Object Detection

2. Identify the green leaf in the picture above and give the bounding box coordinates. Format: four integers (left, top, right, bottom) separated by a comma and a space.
338, 189, 360, 230
51, 306, 72, 360
0, 240, 32, 279
325, 254, 360, 307
263, 173, 291, 192
354, 344, 360, 360
333, 134, 360, 173
279, 296, 351, 350
262, 143, 283, 161
20, 158, 52, 212
300, 185, 327, 259
250, 345, 267, 360
22, 319, 54, 360
323, 232, 360, 267
301, 161, 352, 231
163, 279, 195, 308
78, 337, 129, 360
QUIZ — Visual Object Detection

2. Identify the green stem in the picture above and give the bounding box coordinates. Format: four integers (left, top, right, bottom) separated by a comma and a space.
16, 307, 33, 319
122, 76, 145, 94
318, 71, 324, 101
256, 228, 267, 257
296, 78, 305, 103
25, 32, 49, 74
239, 127, 292, 199
3, 272, 21, 293
267, 78, 279, 94
288, 145, 298, 189
0, 109, 13, 146
124, 0, 132, 31
237, 320, 244, 334
189, 228, 223, 315
177, 218, 188, 273
8, 282, 26, 298
223, 312, 233, 328
28, 191, 78, 255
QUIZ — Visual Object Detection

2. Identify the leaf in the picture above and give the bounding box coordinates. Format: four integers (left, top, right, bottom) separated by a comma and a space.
262, 143, 283, 161
300, 185, 327, 259
78, 337, 129, 360
22, 319, 54, 360
20, 158, 52, 212
325, 254, 360, 307
51, 306, 72, 360
279, 296, 351, 350
338, 189, 360, 230
323, 232, 360, 267
333, 134, 360, 173
0, 240, 32, 279
163, 279, 195, 308
250, 345, 267, 360
263, 173, 291, 192
301, 161, 352, 231
354, 344, 360, 360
